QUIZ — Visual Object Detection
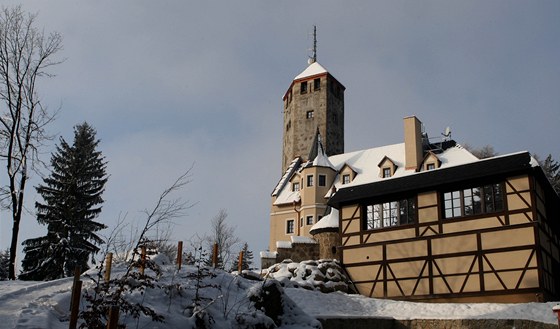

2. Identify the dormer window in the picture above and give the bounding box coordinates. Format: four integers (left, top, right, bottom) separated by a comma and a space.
342, 174, 350, 185
421, 152, 442, 171
382, 168, 391, 178
378, 156, 397, 178
292, 182, 300, 192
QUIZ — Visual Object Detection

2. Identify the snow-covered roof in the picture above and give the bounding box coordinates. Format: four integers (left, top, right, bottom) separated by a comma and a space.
260, 251, 277, 258
294, 62, 328, 81
277, 240, 293, 249
291, 236, 317, 244
310, 208, 339, 233
311, 145, 334, 169
272, 142, 479, 205
272, 157, 301, 197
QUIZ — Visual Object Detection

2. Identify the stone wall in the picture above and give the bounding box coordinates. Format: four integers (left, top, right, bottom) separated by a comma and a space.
262, 241, 320, 269
318, 317, 557, 329
277, 241, 319, 263
313, 231, 340, 260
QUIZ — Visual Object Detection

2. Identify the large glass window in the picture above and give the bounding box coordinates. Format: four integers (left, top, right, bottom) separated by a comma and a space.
364, 197, 416, 230
443, 183, 504, 219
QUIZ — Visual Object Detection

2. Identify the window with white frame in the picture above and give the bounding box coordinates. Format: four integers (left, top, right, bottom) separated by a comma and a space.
292, 182, 300, 192
286, 220, 294, 234
306, 215, 314, 225
306, 175, 314, 187
443, 183, 504, 219
364, 197, 416, 230
382, 167, 392, 178
342, 174, 350, 185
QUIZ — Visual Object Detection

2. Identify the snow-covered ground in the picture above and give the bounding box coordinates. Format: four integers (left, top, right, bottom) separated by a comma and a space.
0, 258, 559, 328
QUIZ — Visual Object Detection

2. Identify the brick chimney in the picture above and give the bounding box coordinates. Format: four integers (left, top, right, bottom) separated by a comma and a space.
404, 116, 424, 171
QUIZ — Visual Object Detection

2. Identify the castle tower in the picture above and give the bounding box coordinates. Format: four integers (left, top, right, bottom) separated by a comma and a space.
281, 61, 345, 172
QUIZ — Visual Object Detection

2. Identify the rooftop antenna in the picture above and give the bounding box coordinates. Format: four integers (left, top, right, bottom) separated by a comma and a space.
308, 25, 317, 65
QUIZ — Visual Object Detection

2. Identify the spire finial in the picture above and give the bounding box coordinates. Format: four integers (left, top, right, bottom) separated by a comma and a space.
308, 25, 317, 64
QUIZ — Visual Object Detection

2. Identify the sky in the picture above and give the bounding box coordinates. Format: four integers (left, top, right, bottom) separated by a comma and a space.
0, 1, 559, 269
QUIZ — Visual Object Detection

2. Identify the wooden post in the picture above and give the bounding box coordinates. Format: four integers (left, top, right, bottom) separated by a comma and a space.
104, 253, 113, 283
107, 306, 119, 329
68, 279, 82, 329
212, 243, 218, 268
140, 246, 146, 275
177, 241, 183, 270
69, 266, 81, 311
237, 251, 244, 273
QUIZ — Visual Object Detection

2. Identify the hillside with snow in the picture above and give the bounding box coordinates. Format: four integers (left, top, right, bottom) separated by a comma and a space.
0, 257, 558, 328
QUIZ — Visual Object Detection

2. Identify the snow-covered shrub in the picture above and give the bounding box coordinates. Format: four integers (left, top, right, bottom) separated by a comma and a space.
266, 259, 354, 293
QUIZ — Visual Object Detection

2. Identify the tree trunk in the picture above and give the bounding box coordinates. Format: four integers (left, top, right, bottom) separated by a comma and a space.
9, 213, 20, 279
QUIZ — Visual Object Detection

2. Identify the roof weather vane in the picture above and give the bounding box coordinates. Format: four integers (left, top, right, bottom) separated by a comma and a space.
308, 25, 317, 65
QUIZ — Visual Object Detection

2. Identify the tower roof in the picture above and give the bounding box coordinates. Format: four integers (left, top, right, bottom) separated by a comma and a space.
308, 129, 335, 169
294, 62, 328, 81
282, 61, 344, 100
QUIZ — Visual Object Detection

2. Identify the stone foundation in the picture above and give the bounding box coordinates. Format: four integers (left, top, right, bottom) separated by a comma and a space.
318, 317, 557, 329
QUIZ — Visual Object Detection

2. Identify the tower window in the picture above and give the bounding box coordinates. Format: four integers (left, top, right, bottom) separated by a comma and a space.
314, 78, 321, 90
306, 175, 314, 187
300, 81, 308, 94
306, 111, 314, 119
318, 174, 326, 187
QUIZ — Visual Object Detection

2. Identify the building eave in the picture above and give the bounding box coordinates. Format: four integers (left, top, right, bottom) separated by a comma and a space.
328, 151, 534, 209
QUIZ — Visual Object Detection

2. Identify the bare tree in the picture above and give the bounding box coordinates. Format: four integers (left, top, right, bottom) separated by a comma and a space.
81, 170, 193, 327
207, 209, 240, 270
463, 144, 498, 159
0, 6, 63, 279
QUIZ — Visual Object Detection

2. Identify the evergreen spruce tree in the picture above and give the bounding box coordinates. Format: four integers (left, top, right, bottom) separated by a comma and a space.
541, 154, 560, 195
20, 123, 108, 280
230, 242, 254, 272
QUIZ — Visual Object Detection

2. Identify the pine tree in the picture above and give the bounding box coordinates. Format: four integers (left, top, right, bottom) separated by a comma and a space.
541, 154, 560, 195
20, 123, 108, 280
230, 242, 254, 272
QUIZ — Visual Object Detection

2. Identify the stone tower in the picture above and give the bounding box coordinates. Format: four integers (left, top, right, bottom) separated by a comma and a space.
281, 61, 345, 173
